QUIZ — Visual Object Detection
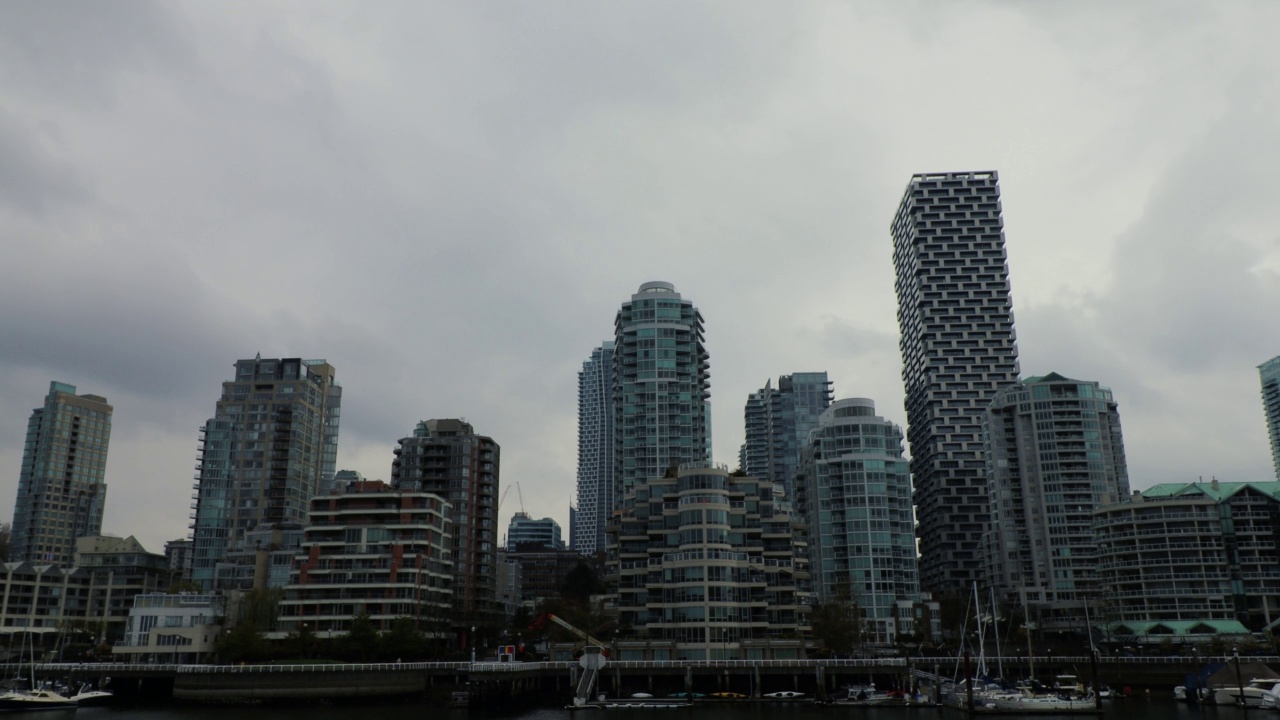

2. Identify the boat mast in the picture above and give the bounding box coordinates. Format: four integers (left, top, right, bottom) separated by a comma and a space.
990, 586, 1004, 682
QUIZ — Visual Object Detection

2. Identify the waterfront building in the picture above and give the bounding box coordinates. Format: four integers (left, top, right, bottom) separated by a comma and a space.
113, 593, 222, 664
496, 553, 523, 617
575, 342, 615, 555
606, 462, 811, 661
276, 478, 453, 637
981, 374, 1130, 622
189, 357, 341, 590
1260, 357, 1280, 481
391, 419, 499, 619
891, 171, 1022, 594
795, 398, 920, 644
613, 282, 711, 503
507, 512, 563, 549
739, 373, 833, 498
0, 535, 170, 644
9, 382, 112, 566
1093, 480, 1280, 632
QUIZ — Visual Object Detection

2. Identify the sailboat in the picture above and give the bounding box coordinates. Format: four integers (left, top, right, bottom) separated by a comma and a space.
0, 632, 76, 712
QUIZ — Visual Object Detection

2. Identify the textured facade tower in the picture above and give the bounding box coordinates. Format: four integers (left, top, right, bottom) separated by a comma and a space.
739, 373, 833, 498
980, 373, 1130, 616
574, 342, 615, 554
391, 419, 499, 619
1259, 356, 1280, 481
891, 171, 1021, 595
10, 382, 113, 565
796, 398, 919, 643
189, 357, 341, 590
613, 281, 711, 500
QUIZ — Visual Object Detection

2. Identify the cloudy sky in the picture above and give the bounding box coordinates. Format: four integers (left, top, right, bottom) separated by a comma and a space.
3, 1, 1279, 555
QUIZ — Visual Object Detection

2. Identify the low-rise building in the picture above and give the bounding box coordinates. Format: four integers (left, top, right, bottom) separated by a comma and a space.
112, 593, 222, 664
1093, 480, 1280, 635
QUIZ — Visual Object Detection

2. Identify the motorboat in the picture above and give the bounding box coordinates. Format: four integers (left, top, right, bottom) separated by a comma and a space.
1211, 678, 1280, 707
986, 692, 1098, 714
69, 686, 112, 707
0, 689, 78, 712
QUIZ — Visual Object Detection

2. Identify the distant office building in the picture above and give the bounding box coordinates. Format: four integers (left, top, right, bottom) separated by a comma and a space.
739, 373, 833, 498
330, 469, 365, 493
496, 552, 523, 617
796, 398, 920, 644
1093, 481, 1280, 632
607, 462, 811, 661
189, 357, 341, 590
574, 342, 615, 555
613, 282, 711, 502
507, 512, 563, 549
891, 171, 1022, 594
503, 546, 587, 604
391, 419, 499, 619
981, 373, 1130, 617
10, 382, 113, 566
1259, 357, 1280, 481
277, 478, 453, 637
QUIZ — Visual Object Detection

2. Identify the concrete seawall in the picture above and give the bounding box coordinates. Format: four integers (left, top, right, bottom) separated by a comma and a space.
173, 668, 426, 701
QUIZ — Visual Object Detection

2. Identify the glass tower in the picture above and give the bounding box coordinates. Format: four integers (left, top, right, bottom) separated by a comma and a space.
1259, 356, 1280, 481
891, 171, 1021, 595
189, 357, 341, 590
739, 373, 833, 498
981, 373, 1130, 612
574, 342, 615, 554
10, 382, 113, 565
613, 281, 710, 500
796, 398, 918, 644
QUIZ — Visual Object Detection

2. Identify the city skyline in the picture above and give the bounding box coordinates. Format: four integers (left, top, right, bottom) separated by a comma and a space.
3, 3, 1279, 556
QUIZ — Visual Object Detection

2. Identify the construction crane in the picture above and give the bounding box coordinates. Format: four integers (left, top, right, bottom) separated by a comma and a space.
530, 612, 609, 649
498, 481, 525, 513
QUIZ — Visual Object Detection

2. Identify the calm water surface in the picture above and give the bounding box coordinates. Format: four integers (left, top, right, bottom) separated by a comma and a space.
66, 700, 1273, 720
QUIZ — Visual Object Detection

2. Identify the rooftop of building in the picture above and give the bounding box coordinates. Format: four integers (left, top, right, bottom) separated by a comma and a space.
1138, 480, 1280, 503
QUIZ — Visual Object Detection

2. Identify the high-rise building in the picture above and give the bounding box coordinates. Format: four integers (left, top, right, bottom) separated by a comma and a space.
980, 373, 1130, 617
391, 419, 499, 619
1259, 356, 1280, 481
891, 171, 1021, 594
189, 357, 341, 590
606, 462, 811, 660
796, 398, 919, 644
739, 373, 833, 497
613, 281, 711, 501
10, 382, 113, 565
574, 342, 615, 555
506, 512, 563, 549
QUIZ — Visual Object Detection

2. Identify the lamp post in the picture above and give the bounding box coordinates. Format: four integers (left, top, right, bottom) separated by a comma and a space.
1234, 647, 1246, 710
471, 626, 477, 664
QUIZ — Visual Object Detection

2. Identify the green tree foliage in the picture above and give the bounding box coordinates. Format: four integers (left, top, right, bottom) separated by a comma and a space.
243, 588, 283, 630
339, 612, 380, 661
166, 580, 202, 594
282, 622, 321, 660
809, 601, 861, 656
216, 621, 268, 663
379, 617, 427, 660
559, 562, 604, 608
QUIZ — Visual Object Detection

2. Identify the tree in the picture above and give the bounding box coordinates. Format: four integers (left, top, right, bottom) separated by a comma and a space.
216, 621, 268, 663
167, 580, 202, 594
380, 617, 426, 660
809, 601, 861, 656
283, 622, 320, 660
340, 612, 380, 661
242, 588, 283, 630
559, 562, 604, 608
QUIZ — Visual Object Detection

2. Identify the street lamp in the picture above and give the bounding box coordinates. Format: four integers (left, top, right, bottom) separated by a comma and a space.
1233, 647, 1245, 709
471, 626, 477, 664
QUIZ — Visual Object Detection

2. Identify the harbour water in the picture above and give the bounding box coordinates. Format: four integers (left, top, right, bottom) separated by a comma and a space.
66, 699, 1274, 720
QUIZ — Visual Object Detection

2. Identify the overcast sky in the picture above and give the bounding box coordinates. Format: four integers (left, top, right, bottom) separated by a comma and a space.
3, 1, 1279, 555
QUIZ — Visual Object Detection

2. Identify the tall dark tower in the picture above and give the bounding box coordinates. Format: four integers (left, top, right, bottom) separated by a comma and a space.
891, 171, 1021, 595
